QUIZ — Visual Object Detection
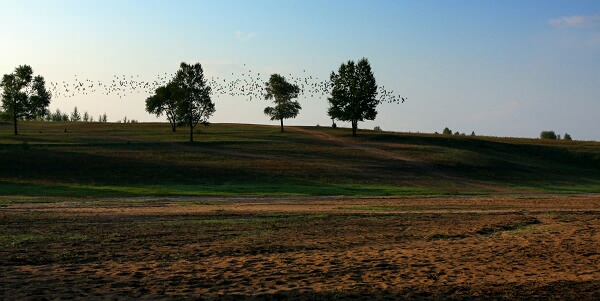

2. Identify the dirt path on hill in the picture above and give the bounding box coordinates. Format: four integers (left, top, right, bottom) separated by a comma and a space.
289, 127, 515, 193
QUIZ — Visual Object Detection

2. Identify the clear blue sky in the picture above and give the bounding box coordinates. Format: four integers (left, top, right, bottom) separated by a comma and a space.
2, 0, 599, 140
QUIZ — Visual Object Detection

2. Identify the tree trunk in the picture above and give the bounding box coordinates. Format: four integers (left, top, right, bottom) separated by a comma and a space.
280, 119, 284, 132
352, 120, 357, 137
13, 109, 18, 135
189, 124, 193, 143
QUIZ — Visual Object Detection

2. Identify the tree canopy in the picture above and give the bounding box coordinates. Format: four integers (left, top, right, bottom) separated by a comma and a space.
263, 74, 301, 132
327, 58, 379, 137
540, 131, 558, 140
145, 82, 181, 132
172, 62, 215, 142
1, 65, 51, 134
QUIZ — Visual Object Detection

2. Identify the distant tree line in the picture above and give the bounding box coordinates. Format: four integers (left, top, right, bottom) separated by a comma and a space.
540, 131, 572, 141
43, 107, 109, 123
439, 127, 475, 136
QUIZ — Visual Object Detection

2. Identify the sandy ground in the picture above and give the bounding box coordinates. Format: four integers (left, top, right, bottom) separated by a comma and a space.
1, 194, 599, 300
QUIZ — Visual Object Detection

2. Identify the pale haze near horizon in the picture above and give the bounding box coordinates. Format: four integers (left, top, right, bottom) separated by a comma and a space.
1, 0, 599, 140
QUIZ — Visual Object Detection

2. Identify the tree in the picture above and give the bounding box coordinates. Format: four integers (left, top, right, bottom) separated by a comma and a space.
540, 131, 557, 140
83, 111, 90, 122
146, 82, 181, 132
564, 133, 572, 141
328, 58, 378, 137
263, 74, 301, 132
50, 108, 62, 121
70, 106, 81, 121
443, 127, 452, 135
1, 65, 51, 134
173, 62, 215, 143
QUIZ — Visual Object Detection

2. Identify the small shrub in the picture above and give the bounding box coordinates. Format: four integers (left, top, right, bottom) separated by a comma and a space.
374, 126, 382, 131
443, 127, 452, 135
470, 131, 476, 136
454, 132, 460, 136
563, 133, 572, 140
332, 122, 337, 128
540, 131, 557, 140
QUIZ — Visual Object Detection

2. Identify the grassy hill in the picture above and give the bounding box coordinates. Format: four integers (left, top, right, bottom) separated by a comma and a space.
1, 121, 599, 198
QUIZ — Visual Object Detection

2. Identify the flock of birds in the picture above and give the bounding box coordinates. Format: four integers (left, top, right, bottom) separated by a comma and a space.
47, 65, 406, 105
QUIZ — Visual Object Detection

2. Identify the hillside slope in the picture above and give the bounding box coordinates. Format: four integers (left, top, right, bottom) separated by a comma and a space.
1, 122, 599, 197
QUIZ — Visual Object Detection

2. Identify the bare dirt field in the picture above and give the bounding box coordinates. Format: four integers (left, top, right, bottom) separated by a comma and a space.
1, 194, 599, 300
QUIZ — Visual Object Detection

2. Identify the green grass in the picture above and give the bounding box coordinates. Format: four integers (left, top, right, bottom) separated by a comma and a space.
1, 121, 600, 197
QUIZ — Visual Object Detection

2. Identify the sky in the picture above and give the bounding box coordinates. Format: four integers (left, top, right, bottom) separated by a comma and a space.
1, 0, 600, 140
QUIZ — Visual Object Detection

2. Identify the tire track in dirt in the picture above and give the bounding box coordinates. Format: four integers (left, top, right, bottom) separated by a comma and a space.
289, 127, 515, 193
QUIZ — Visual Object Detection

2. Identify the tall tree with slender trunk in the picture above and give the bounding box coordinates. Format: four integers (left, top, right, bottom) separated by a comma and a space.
1, 65, 51, 135
173, 62, 215, 143
263, 74, 301, 132
327, 58, 378, 137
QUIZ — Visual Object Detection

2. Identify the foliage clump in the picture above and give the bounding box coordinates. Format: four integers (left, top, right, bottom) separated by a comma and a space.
540, 131, 558, 140
263, 74, 301, 132
145, 62, 215, 142
328, 58, 379, 137
1, 65, 52, 134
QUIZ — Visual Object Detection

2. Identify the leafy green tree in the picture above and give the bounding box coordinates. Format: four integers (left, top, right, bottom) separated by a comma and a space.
443, 127, 452, 135
1, 65, 51, 134
146, 82, 181, 132
173, 62, 215, 142
263, 74, 301, 132
540, 131, 557, 140
50, 108, 62, 121
328, 58, 378, 137
563, 133, 572, 141
83, 111, 90, 122
70, 106, 81, 122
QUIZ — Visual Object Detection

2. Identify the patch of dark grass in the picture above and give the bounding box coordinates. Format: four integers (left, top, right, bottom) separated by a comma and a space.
2, 122, 600, 197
